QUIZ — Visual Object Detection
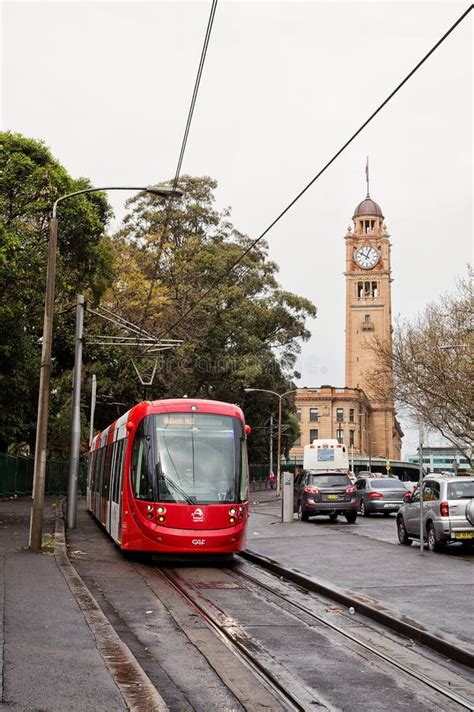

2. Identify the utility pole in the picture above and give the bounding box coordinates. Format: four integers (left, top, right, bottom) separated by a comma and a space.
67, 295, 84, 530
89, 374, 97, 447
419, 422, 425, 555
30, 217, 58, 551
269, 414, 273, 476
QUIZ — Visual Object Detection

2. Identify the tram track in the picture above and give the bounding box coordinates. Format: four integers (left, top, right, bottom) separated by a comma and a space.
66, 507, 474, 711
229, 559, 474, 712
154, 567, 332, 711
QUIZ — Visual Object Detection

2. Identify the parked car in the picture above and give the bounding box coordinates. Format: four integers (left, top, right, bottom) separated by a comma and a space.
355, 476, 410, 517
396, 476, 474, 551
294, 470, 357, 523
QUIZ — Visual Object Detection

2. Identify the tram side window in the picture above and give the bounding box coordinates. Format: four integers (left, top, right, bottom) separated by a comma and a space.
102, 443, 113, 498
131, 421, 155, 501
240, 440, 249, 501
112, 440, 125, 503
95, 447, 105, 493
88, 450, 97, 492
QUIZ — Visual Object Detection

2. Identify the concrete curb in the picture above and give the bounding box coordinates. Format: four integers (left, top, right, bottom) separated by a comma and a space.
240, 549, 474, 670
54, 516, 169, 712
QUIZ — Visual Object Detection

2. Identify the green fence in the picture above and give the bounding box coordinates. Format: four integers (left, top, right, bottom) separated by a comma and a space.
0, 452, 87, 497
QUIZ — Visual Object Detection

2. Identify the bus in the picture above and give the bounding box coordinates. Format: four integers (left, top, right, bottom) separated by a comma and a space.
303, 439, 350, 473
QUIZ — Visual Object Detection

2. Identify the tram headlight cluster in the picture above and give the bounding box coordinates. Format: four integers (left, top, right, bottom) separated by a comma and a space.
144, 505, 167, 522
156, 506, 166, 523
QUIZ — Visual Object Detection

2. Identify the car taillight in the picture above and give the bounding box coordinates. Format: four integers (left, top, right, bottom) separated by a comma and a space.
440, 501, 449, 517
304, 486, 320, 495
345, 485, 356, 494
403, 491, 411, 500
368, 491, 383, 499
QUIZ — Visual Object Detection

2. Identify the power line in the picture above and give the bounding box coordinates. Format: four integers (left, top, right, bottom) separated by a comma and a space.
134, 0, 218, 351
154, 4, 472, 341
174, 0, 218, 184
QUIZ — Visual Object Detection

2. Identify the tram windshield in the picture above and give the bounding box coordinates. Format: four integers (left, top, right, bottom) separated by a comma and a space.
131, 412, 248, 504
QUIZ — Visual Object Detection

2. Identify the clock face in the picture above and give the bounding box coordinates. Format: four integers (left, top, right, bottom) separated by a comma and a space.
354, 246, 379, 270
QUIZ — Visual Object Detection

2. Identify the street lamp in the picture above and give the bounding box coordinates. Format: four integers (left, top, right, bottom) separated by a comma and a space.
29, 184, 182, 551
244, 387, 299, 496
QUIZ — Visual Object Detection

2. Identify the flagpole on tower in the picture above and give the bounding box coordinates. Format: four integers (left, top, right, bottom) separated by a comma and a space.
365, 156, 370, 197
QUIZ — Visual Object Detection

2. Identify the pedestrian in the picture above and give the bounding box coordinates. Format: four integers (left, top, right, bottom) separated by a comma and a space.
268, 471, 276, 490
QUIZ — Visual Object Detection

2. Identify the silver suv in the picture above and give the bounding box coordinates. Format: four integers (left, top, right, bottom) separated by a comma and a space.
396, 476, 474, 551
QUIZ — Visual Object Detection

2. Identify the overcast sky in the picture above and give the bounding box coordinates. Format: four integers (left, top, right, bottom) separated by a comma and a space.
2, 1, 472, 457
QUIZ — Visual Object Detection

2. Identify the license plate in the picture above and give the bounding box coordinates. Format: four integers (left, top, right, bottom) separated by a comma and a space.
455, 531, 474, 540
326, 494, 341, 501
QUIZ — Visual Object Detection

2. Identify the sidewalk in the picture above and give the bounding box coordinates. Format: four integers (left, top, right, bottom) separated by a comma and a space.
0, 497, 127, 712
247, 494, 474, 655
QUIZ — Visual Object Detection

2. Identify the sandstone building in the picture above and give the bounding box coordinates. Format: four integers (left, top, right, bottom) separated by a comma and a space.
290, 185, 403, 462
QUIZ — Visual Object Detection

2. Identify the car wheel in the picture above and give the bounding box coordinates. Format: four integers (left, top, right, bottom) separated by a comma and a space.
360, 501, 370, 518
329, 513, 338, 521
397, 517, 412, 546
298, 502, 309, 522
345, 511, 357, 524
427, 523, 443, 552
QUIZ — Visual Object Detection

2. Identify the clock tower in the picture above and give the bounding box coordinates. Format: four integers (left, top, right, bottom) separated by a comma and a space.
344, 189, 400, 460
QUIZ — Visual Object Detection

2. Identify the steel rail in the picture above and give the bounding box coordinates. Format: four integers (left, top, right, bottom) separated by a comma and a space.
232, 563, 474, 711
156, 569, 327, 712
239, 549, 474, 668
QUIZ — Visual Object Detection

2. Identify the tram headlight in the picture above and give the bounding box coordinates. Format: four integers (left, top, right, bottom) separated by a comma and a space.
229, 517, 235, 524
157, 506, 166, 514
146, 505, 153, 511
158, 515, 165, 523
229, 507, 236, 516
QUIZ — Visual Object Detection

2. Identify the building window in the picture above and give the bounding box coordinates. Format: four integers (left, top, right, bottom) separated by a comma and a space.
357, 281, 378, 299
336, 408, 343, 422
309, 429, 318, 443
349, 430, 355, 447
349, 408, 354, 423
336, 428, 344, 444
294, 434, 301, 446
309, 408, 318, 422
296, 409, 301, 422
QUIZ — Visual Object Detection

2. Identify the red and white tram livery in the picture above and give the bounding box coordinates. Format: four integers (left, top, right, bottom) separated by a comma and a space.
87, 399, 249, 554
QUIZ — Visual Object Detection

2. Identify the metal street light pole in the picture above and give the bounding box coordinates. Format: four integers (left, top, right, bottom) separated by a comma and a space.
244, 387, 299, 497
419, 421, 425, 556
269, 414, 273, 479
89, 374, 97, 448
67, 295, 85, 530
29, 184, 182, 551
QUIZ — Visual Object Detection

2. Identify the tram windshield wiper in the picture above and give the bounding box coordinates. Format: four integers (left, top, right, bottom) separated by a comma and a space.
159, 470, 196, 505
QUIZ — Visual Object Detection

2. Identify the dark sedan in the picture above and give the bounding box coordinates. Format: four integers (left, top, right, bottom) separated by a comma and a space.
356, 477, 410, 517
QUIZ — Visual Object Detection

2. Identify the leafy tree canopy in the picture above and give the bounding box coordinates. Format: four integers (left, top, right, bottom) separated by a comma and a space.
0, 131, 114, 452
91, 176, 316, 463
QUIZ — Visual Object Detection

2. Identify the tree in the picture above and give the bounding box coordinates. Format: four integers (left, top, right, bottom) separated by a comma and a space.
0, 132, 114, 452
366, 271, 473, 463
94, 176, 316, 463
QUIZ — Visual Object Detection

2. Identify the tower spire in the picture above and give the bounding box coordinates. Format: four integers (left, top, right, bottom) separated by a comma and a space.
365, 156, 370, 198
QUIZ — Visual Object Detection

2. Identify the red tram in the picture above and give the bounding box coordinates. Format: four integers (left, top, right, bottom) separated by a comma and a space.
87, 399, 249, 554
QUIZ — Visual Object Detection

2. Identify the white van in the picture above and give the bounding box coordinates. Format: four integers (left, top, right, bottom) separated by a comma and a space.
303, 439, 349, 473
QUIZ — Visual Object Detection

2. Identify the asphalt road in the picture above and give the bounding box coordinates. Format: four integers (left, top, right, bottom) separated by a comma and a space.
68, 500, 473, 711
247, 496, 474, 648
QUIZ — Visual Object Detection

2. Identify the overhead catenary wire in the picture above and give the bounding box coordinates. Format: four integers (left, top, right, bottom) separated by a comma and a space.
133, 0, 218, 355
154, 4, 473, 342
